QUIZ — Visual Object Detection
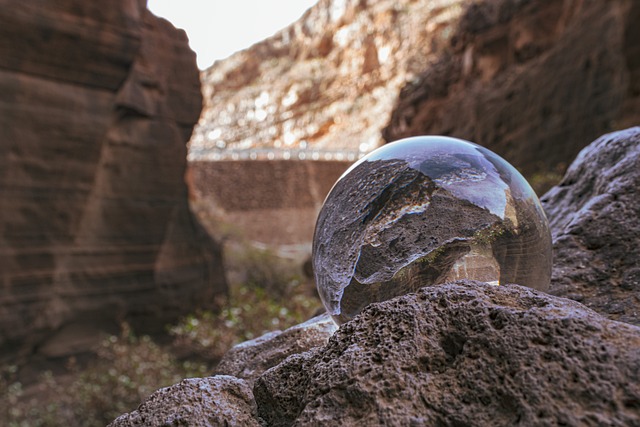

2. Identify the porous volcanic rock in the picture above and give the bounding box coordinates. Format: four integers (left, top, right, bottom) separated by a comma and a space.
109, 376, 260, 427
384, 0, 640, 183
254, 281, 640, 426
543, 127, 640, 326
0, 1, 226, 363
215, 314, 337, 386
110, 126, 640, 424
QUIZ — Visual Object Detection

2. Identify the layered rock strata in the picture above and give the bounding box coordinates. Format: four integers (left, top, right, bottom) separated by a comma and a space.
0, 1, 226, 362
194, 0, 640, 190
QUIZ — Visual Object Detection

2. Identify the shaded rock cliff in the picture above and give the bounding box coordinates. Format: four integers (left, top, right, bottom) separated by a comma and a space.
0, 0, 226, 363
384, 0, 640, 180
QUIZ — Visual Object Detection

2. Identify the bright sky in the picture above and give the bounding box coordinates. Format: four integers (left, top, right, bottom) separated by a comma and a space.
147, 0, 319, 69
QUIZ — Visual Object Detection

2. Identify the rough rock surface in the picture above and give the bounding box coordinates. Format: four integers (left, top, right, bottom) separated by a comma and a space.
215, 314, 337, 386
254, 281, 640, 426
109, 376, 260, 427
384, 0, 640, 181
110, 126, 640, 424
0, 1, 226, 363
543, 127, 640, 326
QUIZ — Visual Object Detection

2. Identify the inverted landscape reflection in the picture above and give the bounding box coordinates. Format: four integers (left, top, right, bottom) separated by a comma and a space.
313, 136, 552, 324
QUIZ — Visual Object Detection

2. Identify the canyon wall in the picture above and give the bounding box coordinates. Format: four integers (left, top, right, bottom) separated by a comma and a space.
0, 0, 226, 362
193, 0, 640, 190
384, 0, 640, 179
193, 0, 461, 158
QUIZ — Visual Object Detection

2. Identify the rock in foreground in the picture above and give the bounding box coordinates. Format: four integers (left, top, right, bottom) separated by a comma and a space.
110, 128, 640, 425
543, 127, 640, 325
255, 281, 640, 426
109, 376, 259, 427
215, 313, 337, 386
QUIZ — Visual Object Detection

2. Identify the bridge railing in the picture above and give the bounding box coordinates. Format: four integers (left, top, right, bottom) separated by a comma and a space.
188, 147, 363, 162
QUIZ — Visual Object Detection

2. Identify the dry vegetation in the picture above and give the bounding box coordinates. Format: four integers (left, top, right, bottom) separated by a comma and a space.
1, 213, 323, 426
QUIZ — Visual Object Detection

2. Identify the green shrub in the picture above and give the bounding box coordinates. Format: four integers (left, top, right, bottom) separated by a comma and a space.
170, 279, 322, 363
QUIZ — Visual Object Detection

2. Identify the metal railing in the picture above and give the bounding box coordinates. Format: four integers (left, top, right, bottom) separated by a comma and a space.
188, 147, 363, 162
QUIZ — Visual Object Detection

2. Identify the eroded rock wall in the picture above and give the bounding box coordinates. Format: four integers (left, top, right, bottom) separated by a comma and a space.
0, 0, 226, 362
384, 0, 640, 180
194, 0, 639, 192
192, 0, 472, 157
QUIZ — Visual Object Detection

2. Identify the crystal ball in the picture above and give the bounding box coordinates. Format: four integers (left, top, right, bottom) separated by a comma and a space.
313, 136, 552, 324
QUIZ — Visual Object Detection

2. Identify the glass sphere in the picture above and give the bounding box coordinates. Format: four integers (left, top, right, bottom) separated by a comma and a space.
313, 136, 552, 325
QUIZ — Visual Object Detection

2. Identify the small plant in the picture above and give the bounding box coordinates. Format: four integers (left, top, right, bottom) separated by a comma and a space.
170, 279, 322, 363
529, 163, 566, 196
472, 223, 507, 245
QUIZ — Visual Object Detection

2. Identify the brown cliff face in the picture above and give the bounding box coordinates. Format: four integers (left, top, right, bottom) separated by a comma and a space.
0, 1, 226, 362
384, 0, 640, 180
194, 0, 639, 189
192, 0, 471, 158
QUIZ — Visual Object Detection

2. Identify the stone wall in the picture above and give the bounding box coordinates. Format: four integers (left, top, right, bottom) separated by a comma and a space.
189, 160, 351, 246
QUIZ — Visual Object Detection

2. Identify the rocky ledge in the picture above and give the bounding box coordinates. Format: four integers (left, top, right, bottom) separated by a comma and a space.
111, 128, 640, 425
255, 281, 640, 426
544, 127, 640, 326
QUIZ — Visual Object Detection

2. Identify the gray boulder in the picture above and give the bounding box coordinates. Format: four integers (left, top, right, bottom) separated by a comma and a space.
254, 281, 640, 426
215, 313, 337, 386
109, 375, 259, 427
543, 127, 640, 325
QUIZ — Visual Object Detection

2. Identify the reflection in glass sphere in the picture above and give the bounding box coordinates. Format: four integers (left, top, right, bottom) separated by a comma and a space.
313, 136, 552, 325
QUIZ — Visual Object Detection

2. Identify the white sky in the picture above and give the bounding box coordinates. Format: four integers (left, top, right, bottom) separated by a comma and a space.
147, 0, 319, 69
